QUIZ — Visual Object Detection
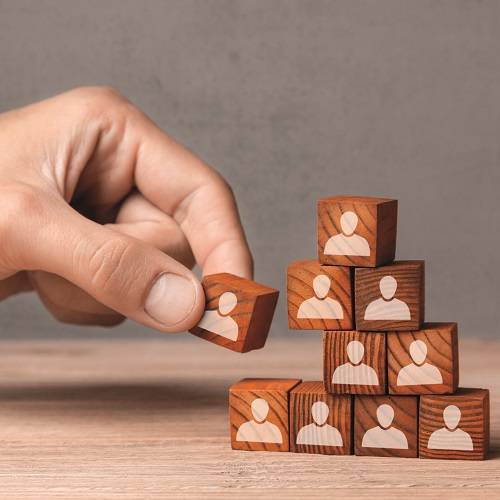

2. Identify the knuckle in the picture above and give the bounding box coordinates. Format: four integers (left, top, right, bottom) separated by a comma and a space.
207, 170, 236, 202
68, 85, 127, 105
0, 185, 45, 238
84, 237, 140, 297
66, 86, 133, 123
3, 185, 43, 215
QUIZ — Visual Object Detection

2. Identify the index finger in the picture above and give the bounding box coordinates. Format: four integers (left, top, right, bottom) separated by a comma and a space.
131, 114, 253, 279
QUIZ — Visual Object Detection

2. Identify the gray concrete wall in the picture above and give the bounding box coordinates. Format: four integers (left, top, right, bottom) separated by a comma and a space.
0, 0, 498, 339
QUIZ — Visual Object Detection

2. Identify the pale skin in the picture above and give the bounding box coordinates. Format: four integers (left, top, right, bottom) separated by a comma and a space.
0, 87, 253, 332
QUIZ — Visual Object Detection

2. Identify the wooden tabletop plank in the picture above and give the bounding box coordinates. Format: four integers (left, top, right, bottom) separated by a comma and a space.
0, 337, 498, 498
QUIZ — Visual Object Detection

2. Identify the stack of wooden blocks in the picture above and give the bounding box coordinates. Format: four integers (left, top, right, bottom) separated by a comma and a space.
229, 196, 490, 460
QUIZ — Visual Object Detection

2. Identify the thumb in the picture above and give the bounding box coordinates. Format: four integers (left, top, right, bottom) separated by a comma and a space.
12, 196, 205, 333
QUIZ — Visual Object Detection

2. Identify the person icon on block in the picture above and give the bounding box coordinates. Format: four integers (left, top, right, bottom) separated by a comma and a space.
362, 404, 409, 449
364, 275, 411, 321
324, 211, 370, 257
197, 291, 239, 341
397, 340, 443, 386
297, 274, 343, 320
332, 340, 379, 385
427, 405, 473, 451
296, 401, 343, 446
236, 398, 283, 443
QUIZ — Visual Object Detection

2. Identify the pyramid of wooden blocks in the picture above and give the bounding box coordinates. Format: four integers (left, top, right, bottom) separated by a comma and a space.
228, 195, 490, 461
317, 196, 397, 267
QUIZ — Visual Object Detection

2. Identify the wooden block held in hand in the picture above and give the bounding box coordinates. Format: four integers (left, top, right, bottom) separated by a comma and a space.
355, 260, 424, 331
419, 389, 490, 460
229, 378, 301, 452
190, 273, 279, 353
317, 195, 397, 267
290, 381, 352, 455
354, 395, 418, 458
323, 331, 386, 394
388, 323, 458, 394
287, 260, 353, 331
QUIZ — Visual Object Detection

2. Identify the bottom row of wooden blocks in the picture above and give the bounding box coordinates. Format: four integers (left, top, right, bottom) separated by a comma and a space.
229, 379, 490, 460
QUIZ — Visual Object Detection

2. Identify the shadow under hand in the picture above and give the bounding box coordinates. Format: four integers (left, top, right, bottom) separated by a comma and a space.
0, 381, 227, 414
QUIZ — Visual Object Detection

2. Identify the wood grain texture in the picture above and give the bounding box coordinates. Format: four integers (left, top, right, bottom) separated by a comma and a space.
190, 273, 279, 352
229, 378, 301, 452
388, 323, 458, 395
317, 196, 397, 267
323, 330, 386, 394
354, 395, 418, 458
0, 338, 498, 498
419, 389, 489, 460
355, 260, 425, 331
290, 381, 352, 455
287, 260, 353, 331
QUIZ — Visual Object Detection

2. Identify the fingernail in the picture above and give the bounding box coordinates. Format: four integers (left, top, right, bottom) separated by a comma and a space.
145, 273, 197, 326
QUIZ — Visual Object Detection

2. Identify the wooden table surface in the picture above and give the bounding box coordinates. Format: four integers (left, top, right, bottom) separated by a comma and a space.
0, 336, 498, 498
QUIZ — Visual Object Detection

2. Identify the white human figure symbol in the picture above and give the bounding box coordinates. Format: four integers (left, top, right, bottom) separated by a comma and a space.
427, 405, 473, 451
397, 340, 443, 386
332, 340, 379, 385
364, 276, 411, 321
362, 404, 409, 449
296, 401, 343, 446
197, 291, 239, 341
297, 274, 343, 319
236, 398, 283, 443
324, 211, 370, 257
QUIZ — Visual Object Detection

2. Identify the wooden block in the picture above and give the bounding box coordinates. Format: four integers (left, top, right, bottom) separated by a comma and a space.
354, 395, 418, 458
287, 260, 353, 331
317, 195, 397, 267
190, 273, 279, 353
355, 260, 425, 331
229, 378, 301, 452
323, 331, 386, 394
419, 389, 490, 460
290, 381, 352, 455
388, 323, 458, 395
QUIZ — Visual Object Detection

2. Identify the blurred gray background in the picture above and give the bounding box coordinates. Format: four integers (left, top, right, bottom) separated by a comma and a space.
0, 0, 498, 340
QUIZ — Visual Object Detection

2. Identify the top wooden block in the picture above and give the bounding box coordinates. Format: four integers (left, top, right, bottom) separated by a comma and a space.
189, 273, 279, 353
317, 196, 398, 267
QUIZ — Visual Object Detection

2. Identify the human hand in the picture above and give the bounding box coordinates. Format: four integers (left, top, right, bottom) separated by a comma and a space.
0, 87, 253, 332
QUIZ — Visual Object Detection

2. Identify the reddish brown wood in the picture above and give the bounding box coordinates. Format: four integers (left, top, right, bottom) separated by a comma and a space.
190, 273, 279, 353
290, 381, 353, 455
355, 260, 425, 331
287, 260, 353, 331
354, 395, 418, 458
419, 389, 489, 460
387, 323, 458, 395
317, 195, 397, 268
229, 378, 301, 452
323, 331, 386, 395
